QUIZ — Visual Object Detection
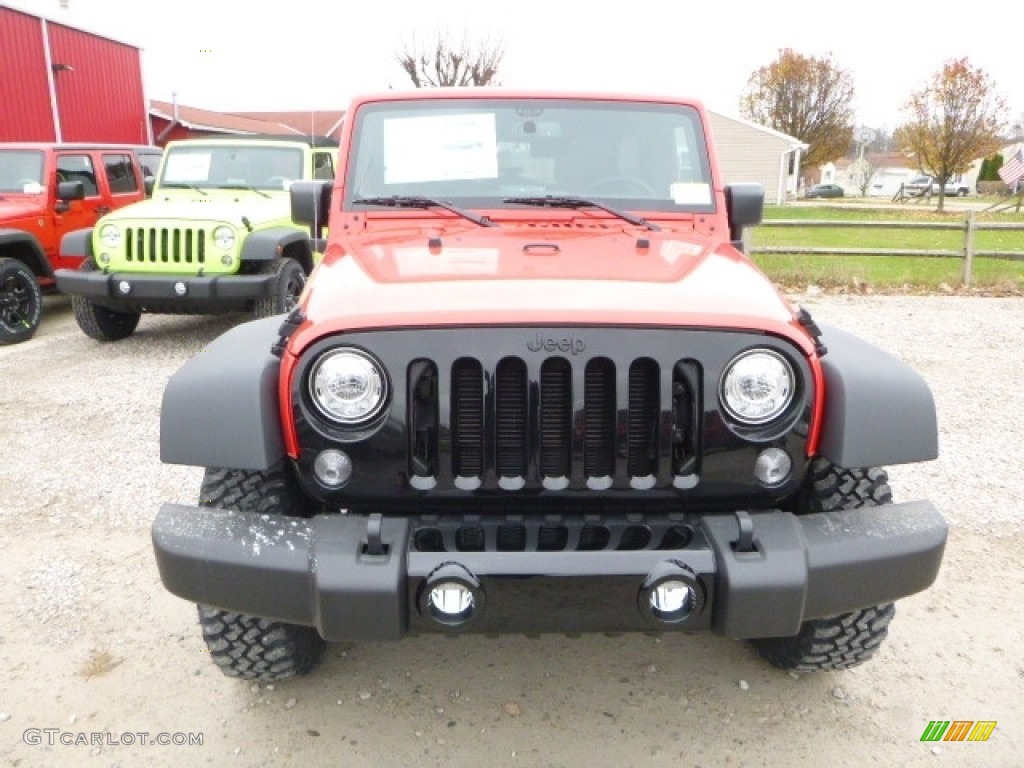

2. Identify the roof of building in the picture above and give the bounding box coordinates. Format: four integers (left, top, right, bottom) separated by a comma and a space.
149, 101, 302, 136
229, 111, 346, 139
708, 111, 809, 150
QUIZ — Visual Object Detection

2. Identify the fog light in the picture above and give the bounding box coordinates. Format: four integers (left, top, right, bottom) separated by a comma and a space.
754, 447, 791, 486
313, 449, 352, 488
118, 280, 131, 294
99, 253, 110, 264
639, 561, 704, 626
429, 583, 474, 619
649, 580, 696, 618
420, 563, 484, 628
174, 281, 187, 296
221, 254, 233, 266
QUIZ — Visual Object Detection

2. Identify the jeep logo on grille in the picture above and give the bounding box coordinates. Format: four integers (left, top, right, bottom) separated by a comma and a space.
527, 333, 586, 355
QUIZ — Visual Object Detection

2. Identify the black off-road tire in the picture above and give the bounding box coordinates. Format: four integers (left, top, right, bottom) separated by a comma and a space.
71, 261, 141, 341
196, 463, 324, 681
253, 257, 306, 319
750, 459, 896, 671
0, 257, 42, 345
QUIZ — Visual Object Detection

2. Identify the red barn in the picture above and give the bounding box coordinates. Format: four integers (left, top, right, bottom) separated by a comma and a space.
0, 4, 151, 144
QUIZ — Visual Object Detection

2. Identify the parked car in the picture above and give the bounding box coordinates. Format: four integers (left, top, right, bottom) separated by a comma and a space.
902, 175, 969, 197
55, 135, 337, 341
152, 89, 946, 682
0, 142, 161, 344
805, 183, 844, 199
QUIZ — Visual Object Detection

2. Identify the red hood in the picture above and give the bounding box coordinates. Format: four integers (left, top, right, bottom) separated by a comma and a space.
0, 197, 43, 225
292, 221, 813, 354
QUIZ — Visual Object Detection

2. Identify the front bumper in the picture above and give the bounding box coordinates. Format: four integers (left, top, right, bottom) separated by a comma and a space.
149, 501, 942, 638
152, 502, 947, 641
55, 268, 275, 306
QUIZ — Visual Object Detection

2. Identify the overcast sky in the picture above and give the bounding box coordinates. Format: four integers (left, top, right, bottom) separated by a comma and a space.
9, 0, 1023, 131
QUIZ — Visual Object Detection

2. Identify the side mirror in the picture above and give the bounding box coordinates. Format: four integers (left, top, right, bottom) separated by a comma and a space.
290, 180, 332, 239
144, 177, 155, 197
724, 183, 764, 249
57, 180, 85, 202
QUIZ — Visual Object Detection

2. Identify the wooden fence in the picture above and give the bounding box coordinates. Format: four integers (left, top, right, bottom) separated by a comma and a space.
748, 213, 1024, 285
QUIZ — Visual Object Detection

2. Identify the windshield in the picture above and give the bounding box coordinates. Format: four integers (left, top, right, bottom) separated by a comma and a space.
159, 145, 303, 191
0, 150, 45, 193
347, 98, 714, 214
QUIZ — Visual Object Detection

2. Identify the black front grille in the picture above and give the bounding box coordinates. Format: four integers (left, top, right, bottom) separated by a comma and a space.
412, 514, 695, 552
407, 353, 701, 491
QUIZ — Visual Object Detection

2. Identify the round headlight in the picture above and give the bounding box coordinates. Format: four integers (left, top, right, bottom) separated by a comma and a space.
99, 224, 121, 248
212, 225, 236, 251
720, 349, 795, 425
309, 349, 388, 424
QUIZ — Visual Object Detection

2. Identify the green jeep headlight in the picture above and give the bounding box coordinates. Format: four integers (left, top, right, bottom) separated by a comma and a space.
212, 226, 236, 251
99, 224, 121, 248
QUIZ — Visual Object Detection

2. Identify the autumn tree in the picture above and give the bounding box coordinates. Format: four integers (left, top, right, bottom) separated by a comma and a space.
397, 32, 504, 88
740, 49, 855, 178
894, 58, 1006, 211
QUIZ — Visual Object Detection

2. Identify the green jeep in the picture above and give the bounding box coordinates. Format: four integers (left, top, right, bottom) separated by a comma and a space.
55, 136, 336, 341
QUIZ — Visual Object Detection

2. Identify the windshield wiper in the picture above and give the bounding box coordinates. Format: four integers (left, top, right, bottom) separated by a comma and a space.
503, 195, 660, 231
353, 195, 497, 228
219, 183, 271, 199
161, 181, 208, 195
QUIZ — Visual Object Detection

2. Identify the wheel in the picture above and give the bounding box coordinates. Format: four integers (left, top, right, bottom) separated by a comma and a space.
0, 258, 42, 345
70, 260, 140, 341
253, 257, 306, 319
586, 176, 657, 197
750, 459, 896, 671
197, 463, 325, 681
957, 188, 967, 197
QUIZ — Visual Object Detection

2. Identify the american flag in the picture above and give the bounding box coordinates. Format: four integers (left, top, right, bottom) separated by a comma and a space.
998, 149, 1024, 186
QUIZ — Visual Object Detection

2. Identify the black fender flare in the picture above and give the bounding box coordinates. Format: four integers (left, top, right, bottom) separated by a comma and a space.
160, 316, 285, 470
816, 324, 938, 468
60, 228, 95, 261
0, 229, 53, 277
239, 228, 313, 274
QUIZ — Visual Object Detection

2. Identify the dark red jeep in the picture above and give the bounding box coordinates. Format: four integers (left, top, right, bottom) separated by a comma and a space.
153, 90, 946, 681
0, 142, 161, 343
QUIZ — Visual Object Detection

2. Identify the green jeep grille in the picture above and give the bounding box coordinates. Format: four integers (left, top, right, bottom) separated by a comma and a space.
125, 226, 207, 265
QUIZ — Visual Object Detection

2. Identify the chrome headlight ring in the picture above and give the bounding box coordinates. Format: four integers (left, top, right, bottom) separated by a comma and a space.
719, 348, 796, 425
307, 347, 389, 425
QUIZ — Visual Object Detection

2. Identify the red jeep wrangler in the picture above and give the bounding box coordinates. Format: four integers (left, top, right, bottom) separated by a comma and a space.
153, 91, 946, 681
0, 142, 161, 343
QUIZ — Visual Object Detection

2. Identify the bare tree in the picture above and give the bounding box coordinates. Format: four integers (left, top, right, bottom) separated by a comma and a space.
740, 49, 855, 180
894, 58, 1006, 211
852, 157, 878, 197
397, 32, 504, 88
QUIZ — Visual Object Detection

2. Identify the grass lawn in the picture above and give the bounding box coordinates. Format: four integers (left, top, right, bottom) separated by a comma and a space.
751, 204, 1024, 293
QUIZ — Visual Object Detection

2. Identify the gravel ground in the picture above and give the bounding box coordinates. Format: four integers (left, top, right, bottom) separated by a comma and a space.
1, 293, 1021, 767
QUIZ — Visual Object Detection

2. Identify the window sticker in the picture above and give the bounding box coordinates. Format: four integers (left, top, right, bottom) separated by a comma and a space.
164, 153, 212, 182
383, 114, 498, 184
670, 182, 712, 205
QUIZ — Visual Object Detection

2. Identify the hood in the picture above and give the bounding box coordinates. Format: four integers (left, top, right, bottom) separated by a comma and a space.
0, 198, 44, 225
293, 221, 812, 354
101, 192, 288, 225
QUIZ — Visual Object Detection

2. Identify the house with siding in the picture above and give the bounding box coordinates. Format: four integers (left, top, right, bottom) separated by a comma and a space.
708, 112, 806, 204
